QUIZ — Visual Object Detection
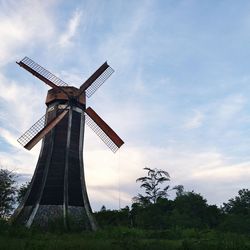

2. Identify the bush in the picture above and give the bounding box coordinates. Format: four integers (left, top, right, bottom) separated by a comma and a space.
0, 169, 17, 218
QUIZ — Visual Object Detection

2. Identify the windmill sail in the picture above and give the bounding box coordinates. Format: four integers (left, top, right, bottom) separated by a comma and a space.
17, 57, 68, 91
85, 107, 124, 153
18, 109, 69, 150
79, 62, 114, 98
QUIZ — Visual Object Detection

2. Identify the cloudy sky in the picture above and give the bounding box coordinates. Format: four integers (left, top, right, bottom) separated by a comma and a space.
0, 0, 250, 211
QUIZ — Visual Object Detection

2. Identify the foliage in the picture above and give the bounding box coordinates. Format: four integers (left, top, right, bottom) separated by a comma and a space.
0, 166, 249, 242
173, 191, 210, 228
219, 214, 250, 234
95, 206, 131, 228
172, 185, 185, 197
134, 167, 170, 205
0, 222, 249, 250
222, 189, 250, 215
17, 182, 30, 204
0, 169, 17, 218
130, 198, 174, 229
100, 205, 106, 212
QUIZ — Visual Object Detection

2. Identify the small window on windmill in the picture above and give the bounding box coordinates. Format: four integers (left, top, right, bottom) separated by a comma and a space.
58, 104, 68, 110
48, 106, 55, 112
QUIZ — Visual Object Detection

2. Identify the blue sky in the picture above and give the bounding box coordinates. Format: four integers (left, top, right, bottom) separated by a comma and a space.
0, 0, 250, 211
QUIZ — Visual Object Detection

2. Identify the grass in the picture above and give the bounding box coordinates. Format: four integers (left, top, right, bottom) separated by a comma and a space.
0, 221, 249, 250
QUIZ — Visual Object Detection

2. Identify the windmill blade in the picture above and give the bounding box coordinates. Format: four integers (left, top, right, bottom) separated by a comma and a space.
18, 109, 69, 150
78, 62, 114, 98
17, 57, 69, 95
85, 107, 124, 153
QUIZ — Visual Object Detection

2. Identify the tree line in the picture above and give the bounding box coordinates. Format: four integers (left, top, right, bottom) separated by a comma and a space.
0, 167, 249, 234
96, 167, 250, 234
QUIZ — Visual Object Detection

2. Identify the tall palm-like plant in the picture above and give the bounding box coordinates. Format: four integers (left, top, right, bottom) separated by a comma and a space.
135, 167, 170, 205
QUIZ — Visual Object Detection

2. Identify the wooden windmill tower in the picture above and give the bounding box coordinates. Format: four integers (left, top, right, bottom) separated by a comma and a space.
12, 57, 124, 230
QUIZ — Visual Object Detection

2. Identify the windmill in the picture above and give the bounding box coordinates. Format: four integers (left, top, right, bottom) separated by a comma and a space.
12, 57, 124, 230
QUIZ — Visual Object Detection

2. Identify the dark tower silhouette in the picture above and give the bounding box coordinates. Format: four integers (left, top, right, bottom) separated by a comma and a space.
12, 57, 124, 230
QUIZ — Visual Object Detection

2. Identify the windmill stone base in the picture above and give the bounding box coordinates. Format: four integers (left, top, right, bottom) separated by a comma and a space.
14, 205, 91, 229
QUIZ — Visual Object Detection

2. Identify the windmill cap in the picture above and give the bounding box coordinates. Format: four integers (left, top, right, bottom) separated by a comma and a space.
45, 86, 86, 106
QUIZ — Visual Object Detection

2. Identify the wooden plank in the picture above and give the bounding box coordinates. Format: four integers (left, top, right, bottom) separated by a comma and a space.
17, 61, 69, 97
85, 107, 124, 148
24, 109, 69, 150
78, 62, 109, 94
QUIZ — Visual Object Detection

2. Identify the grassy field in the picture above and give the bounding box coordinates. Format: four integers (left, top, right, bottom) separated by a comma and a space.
0, 221, 249, 250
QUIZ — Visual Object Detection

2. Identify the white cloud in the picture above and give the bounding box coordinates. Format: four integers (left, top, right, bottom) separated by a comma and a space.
98, 1, 152, 68
0, 0, 56, 66
0, 125, 41, 174
0, 128, 21, 149
190, 161, 250, 182
216, 94, 246, 121
0, 74, 44, 175
82, 142, 250, 209
58, 9, 82, 48
0, 0, 58, 182
0, 73, 46, 131
184, 110, 204, 129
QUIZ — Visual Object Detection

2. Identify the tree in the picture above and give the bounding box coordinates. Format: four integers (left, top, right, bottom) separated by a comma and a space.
173, 191, 214, 228
222, 189, 250, 215
0, 169, 17, 218
100, 205, 106, 212
172, 185, 185, 197
220, 189, 250, 233
17, 182, 30, 204
134, 167, 170, 205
